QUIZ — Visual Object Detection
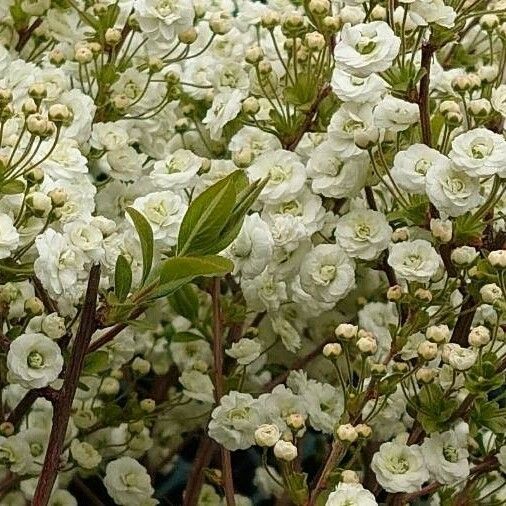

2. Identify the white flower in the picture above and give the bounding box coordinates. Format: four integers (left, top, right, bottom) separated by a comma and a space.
229, 126, 282, 161
0, 435, 31, 474
48, 490, 78, 506
91, 122, 130, 151
39, 138, 88, 181
330, 69, 386, 103
34, 229, 86, 297
335, 209, 392, 261
451, 246, 478, 266
388, 239, 440, 283
299, 244, 355, 304
410, 0, 457, 28
449, 128, 506, 177
371, 441, 429, 493
248, 150, 306, 204
105, 146, 148, 182
325, 483, 378, 506
7, 333, 64, 389
273, 440, 297, 461
63, 220, 104, 263
480, 283, 503, 304
226, 338, 262, 365
203, 89, 244, 140
242, 269, 287, 312
254, 424, 281, 447
425, 161, 482, 217
271, 315, 302, 352
70, 440, 102, 469
498, 445, 506, 474
224, 214, 274, 278
421, 429, 469, 484
0, 214, 19, 259
373, 95, 419, 132
41, 313, 66, 339
131, 190, 187, 245
104, 457, 155, 506
179, 370, 215, 403
391, 144, 450, 194
150, 149, 202, 190
447, 345, 477, 371
208, 392, 264, 451
491, 84, 506, 117
334, 21, 400, 77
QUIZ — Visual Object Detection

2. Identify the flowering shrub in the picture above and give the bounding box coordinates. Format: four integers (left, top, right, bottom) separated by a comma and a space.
0, 0, 505, 505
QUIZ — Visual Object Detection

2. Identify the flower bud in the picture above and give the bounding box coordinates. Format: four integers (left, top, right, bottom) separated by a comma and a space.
392, 361, 409, 373
22, 98, 38, 115
308, 0, 330, 16
416, 367, 437, 384
305, 32, 326, 51
451, 246, 478, 266
209, 12, 232, 35
415, 288, 432, 303
370, 363, 387, 376
480, 14, 499, 30
99, 377, 120, 396
178, 26, 198, 44
479, 64, 498, 83
391, 227, 409, 242
255, 424, 281, 447
467, 73, 481, 91
336, 423, 358, 442
0, 87, 12, 106
232, 147, 252, 168
26, 191, 52, 216
469, 98, 491, 117
355, 424, 372, 439
24, 167, 44, 185
440, 100, 460, 115
341, 470, 360, 484
480, 283, 503, 304
28, 83, 47, 101
105, 28, 122, 46
430, 218, 452, 243
48, 104, 72, 123
24, 297, 44, 316
322, 16, 340, 32
353, 127, 379, 149
387, 285, 403, 302
245, 46, 264, 65
261, 10, 281, 29
446, 111, 463, 126
417, 340, 438, 361
489, 250, 506, 268
426, 324, 450, 344
273, 440, 298, 461
49, 48, 65, 66
452, 75, 471, 93
323, 342, 342, 358
48, 188, 68, 207
132, 357, 151, 376
174, 117, 190, 133
0, 422, 14, 436
128, 420, 145, 434
140, 398, 156, 413
356, 335, 377, 355
468, 325, 491, 347
242, 96, 260, 115
286, 413, 305, 430
335, 323, 358, 340
111, 94, 130, 112
74, 46, 93, 64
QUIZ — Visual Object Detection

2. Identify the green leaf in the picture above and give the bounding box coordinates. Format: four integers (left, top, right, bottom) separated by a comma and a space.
126, 207, 153, 285
83, 351, 110, 375
160, 255, 233, 285
177, 171, 239, 256
169, 284, 199, 322
0, 180, 25, 195
114, 255, 132, 302
172, 331, 205, 343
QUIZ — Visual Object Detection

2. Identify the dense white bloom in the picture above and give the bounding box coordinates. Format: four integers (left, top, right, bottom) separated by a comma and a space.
63, 221, 104, 263
421, 428, 470, 484
325, 483, 378, 506
150, 149, 202, 190
0, 214, 20, 259
410, 0, 457, 28
208, 392, 264, 451
425, 162, 482, 217
273, 440, 297, 461
242, 269, 287, 312
391, 144, 450, 194
226, 338, 262, 365
7, 333, 64, 389
91, 122, 130, 151
491, 84, 506, 117
224, 213, 274, 278
374, 96, 419, 132
0, 435, 31, 473
248, 150, 306, 204
330, 69, 386, 103
335, 209, 392, 260
300, 244, 355, 303
203, 89, 244, 140
254, 424, 280, 447
334, 21, 400, 77
371, 442, 429, 493
179, 370, 215, 403
131, 190, 187, 245
104, 457, 154, 506
387, 240, 440, 283
449, 128, 506, 177
70, 440, 102, 469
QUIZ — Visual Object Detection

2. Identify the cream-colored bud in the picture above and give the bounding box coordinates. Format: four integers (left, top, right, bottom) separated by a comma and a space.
28, 83, 47, 100
417, 340, 438, 361
273, 440, 298, 461
323, 342, 342, 358
387, 284, 403, 301
355, 424, 372, 438
255, 424, 281, 447
242, 96, 260, 115
488, 250, 506, 268
178, 26, 198, 44
341, 470, 360, 484
0, 422, 14, 437
426, 325, 450, 344
261, 10, 281, 29
416, 367, 437, 384
132, 357, 151, 376
468, 325, 491, 347
391, 227, 409, 242
49, 48, 65, 65
356, 335, 377, 355
140, 398, 156, 413
100, 377, 120, 395
308, 0, 330, 16
335, 323, 358, 340
480, 14, 499, 30
22, 98, 38, 115
24, 297, 44, 316
415, 288, 432, 303
48, 188, 68, 207
105, 28, 122, 46
336, 423, 358, 442
48, 104, 72, 123
245, 46, 264, 65
469, 98, 491, 117
286, 413, 305, 430
74, 46, 93, 64
440, 100, 460, 115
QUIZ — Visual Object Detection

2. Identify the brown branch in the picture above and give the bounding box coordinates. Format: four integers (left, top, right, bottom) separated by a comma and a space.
32, 276, 59, 315
6, 387, 58, 428
418, 42, 434, 147
211, 278, 236, 506
32, 264, 101, 505
15, 18, 42, 52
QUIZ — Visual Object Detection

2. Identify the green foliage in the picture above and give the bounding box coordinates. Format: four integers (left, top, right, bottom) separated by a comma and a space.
416, 384, 458, 434
114, 254, 132, 302
83, 351, 110, 375
0, 180, 25, 195
470, 399, 506, 435
169, 284, 199, 322
126, 207, 153, 286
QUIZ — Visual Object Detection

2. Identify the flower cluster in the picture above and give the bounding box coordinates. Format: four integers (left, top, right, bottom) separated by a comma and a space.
0, 0, 504, 504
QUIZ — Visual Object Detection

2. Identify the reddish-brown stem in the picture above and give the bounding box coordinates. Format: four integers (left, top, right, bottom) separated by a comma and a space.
211, 278, 236, 506
6, 387, 58, 428
32, 264, 101, 505
15, 18, 43, 52
418, 42, 433, 147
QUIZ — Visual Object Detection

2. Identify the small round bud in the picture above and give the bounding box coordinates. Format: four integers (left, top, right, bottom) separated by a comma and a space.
255, 424, 281, 447
391, 227, 409, 242
245, 46, 264, 65
336, 423, 358, 443
451, 246, 478, 266
132, 357, 151, 376
416, 367, 437, 384
415, 288, 432, 303
467, 73, 481, 91
128, 420, 145, 434
335, 323, 358, 340
0, 87, 13, 106
341, 470, 360, 484
370, 5, 386, 21
24, 167, 44, 185
26, 192, 52, 216
74, 46, 93, 64
480, 14, 499, 30
28, 83, 47, 101
24, 297, 44, 316
99, 377, 120, 396
22, 98, 38, 115
353, 128, 379, 149
370, 363, 387, 376
178, 26, 198, 44
0, 104, 14, 122
323, 342, 342, 358
261, 10, 281, 29
355, 424, 372, 439
426, 324, 450, 344
468, 325, 491, 347
209, 12, 232, 35
232, 148, 252, 168
242, 96, 260, 115
110, 369, 123, 380
452, 75, 471, 93
0, 422, 14, 437
430, 218, 452, 243
49, 48, 66, 66
356, 335, 377, 355
140, 398, 156, 413
87, 42, 102, 55
480, 283, 503, 304
273, 440, 298, 461
469, 98, 492, 117
322, 16, 341, 32
174, 117, 190, 133
73, 409, 98, 429
488, 250, 506, 268
446, 111, 463, 126
48, 104, 72, 123
48, 188, 68, 207
286, 413, 305, 431
26, 113, 48, 135
258, 61, 272, 75
417, 340, 438, 361
105, 28, 122, 46
387, 285, 403, 302
440, 100, 460, 115
308, 0, 330, 16
111, 94, 130, 112
305, 32, 326, 51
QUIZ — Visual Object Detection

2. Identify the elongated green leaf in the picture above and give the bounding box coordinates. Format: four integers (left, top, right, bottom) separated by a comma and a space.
177, 171, 241, 256
0, 180, 25, 195
83, 351, 110, 375
160, 255, 233, 285
114, 254, 132, 302
172, 331, 205, 343
169, 284, 199, 322
126, 207, 153, 285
